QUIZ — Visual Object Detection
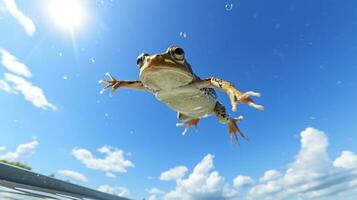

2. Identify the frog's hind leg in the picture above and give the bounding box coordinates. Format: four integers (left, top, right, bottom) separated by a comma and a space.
176, 113, 200, 135
192, 78, 264, 112
214, 101, 248, 144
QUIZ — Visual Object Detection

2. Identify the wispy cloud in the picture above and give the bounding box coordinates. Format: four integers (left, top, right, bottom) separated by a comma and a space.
0, 48, 32, 77
57, 169, 88, 182
0, 79, 16, 94
157, 127, 357, 200
0, 146, 6, 151
3, 73, 56, 110
0, 49, 56, 110
146, 188, 164, 195
0, 140, 38, 162
98, 185, 130, 198
105, 172, 116, 178
72, 146, 134, 174
2, 0, 36, 36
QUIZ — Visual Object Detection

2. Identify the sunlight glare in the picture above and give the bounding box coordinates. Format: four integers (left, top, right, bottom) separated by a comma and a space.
49, 0, 85, 30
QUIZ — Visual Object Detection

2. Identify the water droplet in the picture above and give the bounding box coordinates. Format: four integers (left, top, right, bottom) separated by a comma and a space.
225, 3, 233, 11
63, 75, 68, 80
275, 24, 281, 29
130, 130, 134, 134
105, 113, 109, 117
91, 57, 96, 63
180, 32, 187, 38
58, 52, 62, 57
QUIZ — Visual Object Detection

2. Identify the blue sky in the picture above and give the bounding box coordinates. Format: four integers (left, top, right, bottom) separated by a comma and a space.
0, 0, 357, 199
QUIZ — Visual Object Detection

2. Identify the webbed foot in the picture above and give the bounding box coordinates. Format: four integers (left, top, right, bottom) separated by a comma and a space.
227, 116, 248, 144
228, 89, 264, 112
176, 118, 200, 136
99, 72, 121, 96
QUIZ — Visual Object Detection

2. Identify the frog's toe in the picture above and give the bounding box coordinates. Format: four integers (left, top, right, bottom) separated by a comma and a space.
99, 73, 121, 95
231, 90, 264, 112
105, 72, 116, 81
99, 82, 114, 94
109, 82, 121, 96
176, 118, 200, 135
227, 117, 248, 144
248, 102, 264, 111
244, 91, 261, 97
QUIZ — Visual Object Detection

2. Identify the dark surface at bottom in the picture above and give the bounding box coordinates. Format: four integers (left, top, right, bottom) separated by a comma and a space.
0, 163, 130, 200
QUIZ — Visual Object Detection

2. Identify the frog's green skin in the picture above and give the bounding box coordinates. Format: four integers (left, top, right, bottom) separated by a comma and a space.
100, 45, 263, 143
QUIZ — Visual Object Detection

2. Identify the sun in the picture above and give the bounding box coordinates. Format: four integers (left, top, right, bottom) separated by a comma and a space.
49, 0, 85, 30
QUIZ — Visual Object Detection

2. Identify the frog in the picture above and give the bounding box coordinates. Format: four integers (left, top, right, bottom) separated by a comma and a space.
99, 45, 263, 144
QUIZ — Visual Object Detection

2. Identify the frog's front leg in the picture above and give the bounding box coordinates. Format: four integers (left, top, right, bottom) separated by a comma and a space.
193, 77, 264, 112
99, 72, 147, 96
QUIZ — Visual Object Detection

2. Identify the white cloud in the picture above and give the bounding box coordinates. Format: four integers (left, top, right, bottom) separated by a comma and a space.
148, 195, 157, 200
160, 166, 188, 181
247, 127, 357, 200
98, 185, 129, 198
259, 170, 282, 182
0, 146, 6, 151
0, 49, 56, 111
334, 151, 357, 170
0, 49, 32, 77
105, 172, 116, 178
72, 146, 134, 173
0, 79, 17, 94
3, 73, 56, 110
0, 140, 38, 162
233, 175, 254, 189
159, 127, 357, 200
163, 154, 237, 200
57, 169, 88, 182
3, 0, 36, 36
146, 187, 164, 200
146, 187, 164, 194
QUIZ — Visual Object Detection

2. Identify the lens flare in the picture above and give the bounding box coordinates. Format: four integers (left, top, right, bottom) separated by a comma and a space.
49, 0, 85, 30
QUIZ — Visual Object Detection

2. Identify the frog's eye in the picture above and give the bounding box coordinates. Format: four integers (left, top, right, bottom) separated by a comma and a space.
169, 46, 185, 61
136, 53, 148, 68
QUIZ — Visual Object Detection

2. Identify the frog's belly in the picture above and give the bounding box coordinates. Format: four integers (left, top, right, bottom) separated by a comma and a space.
155, 87, 217, 118
141, 68, 194, 90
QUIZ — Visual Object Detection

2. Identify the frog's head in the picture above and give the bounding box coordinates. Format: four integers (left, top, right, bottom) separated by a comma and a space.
137, 45, 195, 90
